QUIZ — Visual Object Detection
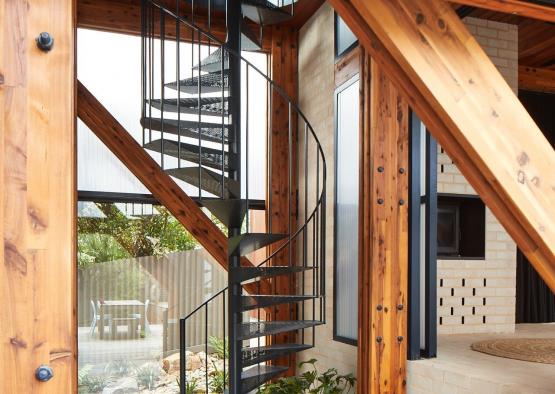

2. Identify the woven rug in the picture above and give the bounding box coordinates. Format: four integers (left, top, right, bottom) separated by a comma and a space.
471, 338, 555, 364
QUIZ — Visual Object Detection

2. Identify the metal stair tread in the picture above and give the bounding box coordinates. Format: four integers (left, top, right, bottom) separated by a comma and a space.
148, 97, 229, 116
229, 233, 287, 256
165, 167, 239, 198
241, 343, 312, 367
237, 320, 323, 340
143, 139, 231, 171
235, 265, 314, 282
241, 294, 318, 311
241, 0, 293, 25
241, 365, 289, 393
141, 117, 229, 143
165, 70, 229, 94
202, 198, 248, 228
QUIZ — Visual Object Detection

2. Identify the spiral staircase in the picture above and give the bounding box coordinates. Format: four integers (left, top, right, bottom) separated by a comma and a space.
141, 1, 326, 392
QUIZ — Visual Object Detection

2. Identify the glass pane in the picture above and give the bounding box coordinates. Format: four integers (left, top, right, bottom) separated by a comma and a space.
335, 78, 359, 341
77, 202, 227, 393
335, 15, 358, 57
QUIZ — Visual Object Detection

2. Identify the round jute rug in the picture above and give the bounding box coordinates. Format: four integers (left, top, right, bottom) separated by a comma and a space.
471, 338, 555, 364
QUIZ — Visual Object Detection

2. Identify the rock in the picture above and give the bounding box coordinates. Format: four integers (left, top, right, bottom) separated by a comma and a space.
102, 377, 139, 394
162, 352, 181, 374
187, 353, 204, 371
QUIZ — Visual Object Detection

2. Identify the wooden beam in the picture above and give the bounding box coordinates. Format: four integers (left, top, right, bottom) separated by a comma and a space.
0, 0, 76, 391
330, 0, 555, 296
77, 81, 269, 295
77, 0, 272, 50
282, 0, 326, 29
519, 66, 555, 94
358, 54, 409, 394
450, 0, 555, 23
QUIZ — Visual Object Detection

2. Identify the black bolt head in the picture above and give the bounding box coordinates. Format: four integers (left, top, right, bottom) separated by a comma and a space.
377, 166, 384, 173
377, 198, 384, 205
397, 336, 404, 342
397, 304, 404, 310
35, 365, 54, 382
399, 199, 405, 205
376, 304, 383, 311
399, 168, 405, 174
36, 32, 54, 52
376, 336, 383, 343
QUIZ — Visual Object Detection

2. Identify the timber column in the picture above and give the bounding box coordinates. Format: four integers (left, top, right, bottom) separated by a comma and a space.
0, 0, 76, 392
358, 54, 409, 394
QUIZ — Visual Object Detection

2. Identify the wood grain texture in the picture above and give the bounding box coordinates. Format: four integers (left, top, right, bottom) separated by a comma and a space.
358, 55, 409, 394
0, 0, 76, 391
77, 81, 269, 296
77, 0, 272, 50
519, 66, 555, 94
450, 0, 555, 22
267, 25, 299, 375
329, 0, 555, 296
335, 45, 360, 88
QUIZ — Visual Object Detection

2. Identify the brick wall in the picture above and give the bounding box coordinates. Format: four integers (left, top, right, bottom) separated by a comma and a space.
436, 17, 518, 335
296, 3, 358, 377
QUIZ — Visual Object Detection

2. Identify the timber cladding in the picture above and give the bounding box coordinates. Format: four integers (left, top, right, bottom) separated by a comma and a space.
358, 54, 409, 394
0, 0, 77, 392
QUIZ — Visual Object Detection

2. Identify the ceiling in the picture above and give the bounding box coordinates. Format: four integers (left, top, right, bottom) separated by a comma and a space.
454, 5, 555, 70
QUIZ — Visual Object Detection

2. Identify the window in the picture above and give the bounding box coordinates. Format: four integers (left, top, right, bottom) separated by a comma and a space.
334, 75, 359, 344
437, 194, 485, 259
335, 13, 358, 58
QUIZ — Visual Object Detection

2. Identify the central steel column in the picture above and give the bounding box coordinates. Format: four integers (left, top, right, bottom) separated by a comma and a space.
227, 0, 243, 392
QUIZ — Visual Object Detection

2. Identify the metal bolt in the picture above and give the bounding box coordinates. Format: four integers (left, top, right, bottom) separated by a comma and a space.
36, 32, 54, 52
376, 336, 382, 343
376, 304, 383, 311
377, 198, 384, 205
397, 304, 404, 310
399, 168, 405, 174
377, 166, 384, 173
399, 199, 405, 205
35, 365, 54, 382
397, 336, 404, 342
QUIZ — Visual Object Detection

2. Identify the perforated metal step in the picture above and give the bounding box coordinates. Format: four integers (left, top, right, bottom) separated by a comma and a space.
229, 233, 287, 256
148, 97, 228, 116
241, 294, 317, 311
242, 0, 293, 25
143, 139, 232, 171
141, 117, 229, 144
237, 320, 322, 340
165, 70, 229, 94
242, 343, 312, 367
241, 365, 288, 393
202, 198, 247, 228
234, 265, 314, 282
165, 167, 239, 198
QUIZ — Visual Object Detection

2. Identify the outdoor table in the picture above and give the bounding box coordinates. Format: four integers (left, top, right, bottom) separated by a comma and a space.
98, 300, 146, 340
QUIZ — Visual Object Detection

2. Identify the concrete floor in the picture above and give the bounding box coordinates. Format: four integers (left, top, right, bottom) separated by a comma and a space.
407, 323, 555, 394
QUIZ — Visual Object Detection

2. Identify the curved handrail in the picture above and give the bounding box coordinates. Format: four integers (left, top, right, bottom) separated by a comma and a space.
183, 287, 227, 320
149, 2, 326, 270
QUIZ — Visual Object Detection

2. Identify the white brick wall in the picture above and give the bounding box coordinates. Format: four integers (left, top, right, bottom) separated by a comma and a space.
436, 17, 518, 335
296, 3, 358, 377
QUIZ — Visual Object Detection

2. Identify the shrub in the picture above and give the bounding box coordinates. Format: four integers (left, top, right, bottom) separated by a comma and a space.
208, 336, 228, 359
258, 359, 355, 394
135, 362, 161, 390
